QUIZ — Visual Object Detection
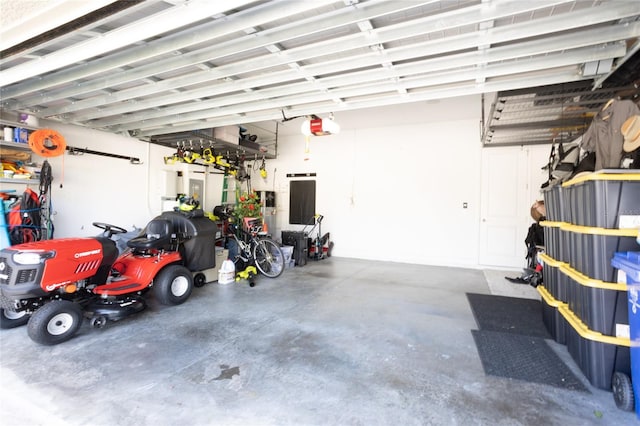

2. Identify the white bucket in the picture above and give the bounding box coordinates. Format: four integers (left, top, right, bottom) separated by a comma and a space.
218, 259, 235, 285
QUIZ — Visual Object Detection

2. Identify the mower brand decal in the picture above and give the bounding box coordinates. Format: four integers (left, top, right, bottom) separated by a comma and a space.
74, 249, 101, 258
45, 281, 70, 291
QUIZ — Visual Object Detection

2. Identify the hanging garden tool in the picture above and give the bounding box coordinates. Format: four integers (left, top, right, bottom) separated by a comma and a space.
201, 146, 216, 164
164, 141, 186, 164
259, 156, 267, 179
181, 140, 201, 164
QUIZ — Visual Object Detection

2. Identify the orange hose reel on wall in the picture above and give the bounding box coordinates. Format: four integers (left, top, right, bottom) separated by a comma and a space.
28, 129, 66, 158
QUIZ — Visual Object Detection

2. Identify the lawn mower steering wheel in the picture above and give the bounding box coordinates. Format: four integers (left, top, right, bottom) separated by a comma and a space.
93, 222, 129, 238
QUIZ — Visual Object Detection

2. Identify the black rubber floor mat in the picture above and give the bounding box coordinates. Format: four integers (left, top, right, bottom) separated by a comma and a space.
466, 293, 551, 339
471, 329, 588, 392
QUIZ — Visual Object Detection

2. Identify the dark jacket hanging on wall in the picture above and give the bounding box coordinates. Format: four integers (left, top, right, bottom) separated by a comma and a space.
581, 99, 640, 170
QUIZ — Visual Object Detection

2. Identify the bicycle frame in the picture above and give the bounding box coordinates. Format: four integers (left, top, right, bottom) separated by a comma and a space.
226, 223, 258, 267
225, 221, 284, 279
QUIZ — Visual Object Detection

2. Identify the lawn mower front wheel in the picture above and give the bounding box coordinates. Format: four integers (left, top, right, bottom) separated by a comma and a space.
27, 300, 83, 345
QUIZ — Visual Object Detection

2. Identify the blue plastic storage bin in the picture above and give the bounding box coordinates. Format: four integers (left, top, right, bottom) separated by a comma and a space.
611, 251, 640, 418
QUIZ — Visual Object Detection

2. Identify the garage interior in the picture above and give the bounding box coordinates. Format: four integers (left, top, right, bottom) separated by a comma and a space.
1, 1, 640, 425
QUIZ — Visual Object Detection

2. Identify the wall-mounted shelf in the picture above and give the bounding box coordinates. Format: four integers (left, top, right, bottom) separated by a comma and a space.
1, 118, 37, 146
1, 139, 32, 151
0, 118, 38, 131
0, 114, 52, 241
1, 123, 38, 184
0, 178, 40, 185
1, 140, 36, 184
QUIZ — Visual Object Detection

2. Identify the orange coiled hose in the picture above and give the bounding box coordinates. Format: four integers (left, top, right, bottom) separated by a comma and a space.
28, 129, 66, 157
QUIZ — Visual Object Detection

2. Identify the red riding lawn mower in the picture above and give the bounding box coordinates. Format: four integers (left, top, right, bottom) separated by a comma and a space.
0, 209, 218, 345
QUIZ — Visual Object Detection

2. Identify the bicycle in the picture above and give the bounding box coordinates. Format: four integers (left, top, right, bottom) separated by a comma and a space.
226, 219, 285, 283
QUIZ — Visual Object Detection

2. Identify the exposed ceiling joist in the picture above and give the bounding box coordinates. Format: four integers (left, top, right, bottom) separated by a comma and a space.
111, 43, 625, 133
83, 26, 634, 128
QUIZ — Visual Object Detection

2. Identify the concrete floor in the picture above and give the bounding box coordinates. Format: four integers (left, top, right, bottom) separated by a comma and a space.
0, 257, 636, 426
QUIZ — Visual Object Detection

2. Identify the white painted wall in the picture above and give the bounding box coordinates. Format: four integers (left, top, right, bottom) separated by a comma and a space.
251, 96, 484, 267
25, 120, 176, 236
6, 94, 548, 269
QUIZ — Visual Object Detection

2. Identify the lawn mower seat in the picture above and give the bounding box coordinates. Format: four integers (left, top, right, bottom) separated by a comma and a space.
127, 219, 173, 251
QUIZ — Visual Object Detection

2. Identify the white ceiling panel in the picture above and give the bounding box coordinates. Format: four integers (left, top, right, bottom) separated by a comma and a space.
0, 0, 638, 151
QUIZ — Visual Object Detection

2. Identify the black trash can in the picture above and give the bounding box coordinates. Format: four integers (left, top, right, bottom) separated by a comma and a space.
282, 230, 308, 266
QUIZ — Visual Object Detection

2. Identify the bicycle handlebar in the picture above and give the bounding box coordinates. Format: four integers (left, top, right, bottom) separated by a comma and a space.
226, 222, 262, 237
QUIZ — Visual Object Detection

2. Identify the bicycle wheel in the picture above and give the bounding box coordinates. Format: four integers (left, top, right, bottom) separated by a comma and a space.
252, 238, 285, 278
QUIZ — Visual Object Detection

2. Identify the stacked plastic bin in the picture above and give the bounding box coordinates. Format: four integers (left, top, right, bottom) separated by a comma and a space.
540, 171, 640, 391
539, 184, 570, 346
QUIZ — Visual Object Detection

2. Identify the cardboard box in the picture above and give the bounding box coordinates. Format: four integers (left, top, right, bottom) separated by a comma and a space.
13, 127, 28, 143
200, 248, 229, 282
213, 248, 229, 280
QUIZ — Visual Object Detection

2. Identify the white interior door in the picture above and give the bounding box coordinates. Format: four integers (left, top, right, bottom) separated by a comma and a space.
479, 146, 529, 268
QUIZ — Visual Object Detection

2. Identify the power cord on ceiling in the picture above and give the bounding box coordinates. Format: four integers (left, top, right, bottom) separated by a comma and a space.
281, 110, 304, 122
